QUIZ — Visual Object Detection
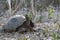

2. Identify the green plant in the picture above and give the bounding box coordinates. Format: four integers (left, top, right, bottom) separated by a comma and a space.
48, 5, 55, 19
39, 15, 43, 22
18, 36, 27, 40
36, 15, 43, 23
53, 32, 58, 40
28, 11, 33, 20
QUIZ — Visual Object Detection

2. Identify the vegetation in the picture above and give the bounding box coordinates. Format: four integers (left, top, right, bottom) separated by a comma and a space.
0, 0, 60, 40
48, 5, 55, 19
53, 32, 58, 40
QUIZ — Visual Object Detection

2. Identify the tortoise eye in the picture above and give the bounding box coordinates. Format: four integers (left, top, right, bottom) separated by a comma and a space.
11, 18, 17, 22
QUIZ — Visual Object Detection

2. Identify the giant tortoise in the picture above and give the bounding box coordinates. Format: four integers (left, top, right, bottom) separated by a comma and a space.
3, 15, 34, 33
